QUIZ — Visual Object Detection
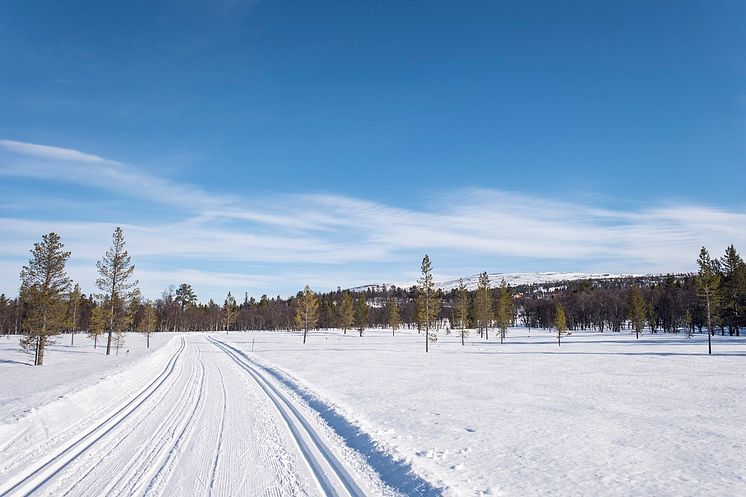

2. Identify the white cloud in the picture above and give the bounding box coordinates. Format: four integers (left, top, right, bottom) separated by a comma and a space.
2, 139, 745, 300
0, 139, 116, 164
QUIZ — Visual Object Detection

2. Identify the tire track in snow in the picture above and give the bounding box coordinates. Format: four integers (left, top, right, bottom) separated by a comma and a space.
209, 336, 366, 497
0, 337, 186, 497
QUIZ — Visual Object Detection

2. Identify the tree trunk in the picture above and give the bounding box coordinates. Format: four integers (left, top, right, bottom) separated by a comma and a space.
706, 293, 712, 355
38, 336, 46, 365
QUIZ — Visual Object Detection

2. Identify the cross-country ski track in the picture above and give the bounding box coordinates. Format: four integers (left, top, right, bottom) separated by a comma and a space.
0, 334, 434, 497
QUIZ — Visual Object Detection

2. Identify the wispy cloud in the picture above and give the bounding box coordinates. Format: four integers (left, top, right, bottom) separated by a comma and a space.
2, 139, 745, 300
0, 139, 116, 164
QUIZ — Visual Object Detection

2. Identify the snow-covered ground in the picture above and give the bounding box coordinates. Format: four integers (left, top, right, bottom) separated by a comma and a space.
1, 329, 744, 496
0, 332, 173, 425
224, 328, 746, 497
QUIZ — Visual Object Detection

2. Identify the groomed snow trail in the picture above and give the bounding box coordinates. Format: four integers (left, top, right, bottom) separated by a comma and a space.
0, 335, 352, 497
209, 337, 368, 497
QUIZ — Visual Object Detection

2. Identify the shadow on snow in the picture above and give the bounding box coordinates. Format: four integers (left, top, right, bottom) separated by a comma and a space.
224, 339, 444, 497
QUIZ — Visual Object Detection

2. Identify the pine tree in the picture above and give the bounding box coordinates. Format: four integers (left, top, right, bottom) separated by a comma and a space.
88, 302, 107, 349
417, 255, 440, 352
495, 279, 512, 344
696, 247, 720, 354
223, 292, 237, 333
138, 302, 157, 348
175, 283, 197, 311
67, 283, 82, 346
719, 245, 745, 336
683, 308, 693, 338
338, 291, 354, 334
474, 271, 492, 339
96, 227, 139, 356
628, 286, 646, 339
295, 285, 319, 344
387, 296, 400, 336
455, 279, 470, 346
355, 294, 369, 337
19, 233, 71, 365
554, 302, 568, 346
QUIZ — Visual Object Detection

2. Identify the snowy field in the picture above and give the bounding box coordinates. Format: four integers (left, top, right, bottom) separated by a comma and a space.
225, 328, 746, 497
0, 329, 744, 496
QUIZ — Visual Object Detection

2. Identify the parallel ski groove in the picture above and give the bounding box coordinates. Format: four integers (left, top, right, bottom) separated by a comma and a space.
209, 336, 366, 497
0, 337, 186, 497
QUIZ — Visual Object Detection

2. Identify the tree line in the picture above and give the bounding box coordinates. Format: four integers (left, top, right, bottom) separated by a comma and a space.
1, 228, 744, 362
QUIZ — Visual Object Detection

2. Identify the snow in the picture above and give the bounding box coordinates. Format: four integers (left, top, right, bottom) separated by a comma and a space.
223, 328, 746, 497
348, 271, 640, 293
1, 329, 745, 496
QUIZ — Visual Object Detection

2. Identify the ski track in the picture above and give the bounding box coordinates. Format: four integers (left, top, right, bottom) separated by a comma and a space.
0, 338, 187, 497
0, 336, 320, 497
0, 337, 184, 478
209, 337, 371, 497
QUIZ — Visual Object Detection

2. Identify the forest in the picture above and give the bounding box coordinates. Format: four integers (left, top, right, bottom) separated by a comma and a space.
2, 227, 744, 359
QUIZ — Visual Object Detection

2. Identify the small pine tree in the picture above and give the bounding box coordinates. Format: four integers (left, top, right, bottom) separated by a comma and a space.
455, 279, 470, 346
387, 297, 400, 336
554, 302, 568, 346
88, 303, 107, 349
355, 294, 369, 337
719, 245, 745, 336
495, 279, 512, 344
19, 233, 71, 365
683, 308, 693, 339
417, 255, 440, 352
628, 286, 646, 339
67, 283, 82, 346
474, 272, 492, 340
338, 291, 354, 334
138, 302, 157, 348
223, 292, 237, 333
696, 247, 720, 355
96, 227, 139, 356
295, 285, 319, 344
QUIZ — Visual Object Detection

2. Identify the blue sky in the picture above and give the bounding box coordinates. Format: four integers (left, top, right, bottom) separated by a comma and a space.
1, 1, 745, 301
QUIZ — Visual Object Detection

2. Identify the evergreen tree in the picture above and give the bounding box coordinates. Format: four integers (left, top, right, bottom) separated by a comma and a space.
175, 283, 197, 310
295, 285, 319, 344
417, 255, 440, 352
455, 278, 470, 346
683, 308, 693, 338
554, 302, 568, 346
96, 227, 139, 356
223, 292, 237, 333
387, 296, 400, 336
628, 286, 646, 339
474, 271, 492, 339
355, 294, 369, 337
88, 303, 107, 349
66, 283, 82, 345
719, 245, 745, 336
138, 302, 157, 348
338, 291, 354, 334
495, 279, 512, 344
696, 247, 720, 354
19, 233, 71, 365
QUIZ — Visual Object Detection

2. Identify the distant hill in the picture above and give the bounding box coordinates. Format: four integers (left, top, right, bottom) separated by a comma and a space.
346, 271, 647, 293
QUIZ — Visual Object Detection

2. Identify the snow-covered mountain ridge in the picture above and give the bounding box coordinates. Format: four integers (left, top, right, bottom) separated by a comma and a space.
348, 271, 645, 293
